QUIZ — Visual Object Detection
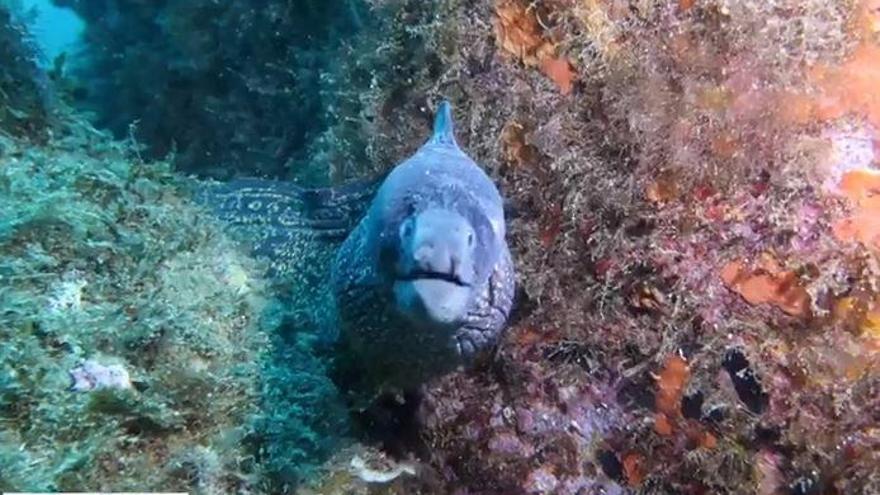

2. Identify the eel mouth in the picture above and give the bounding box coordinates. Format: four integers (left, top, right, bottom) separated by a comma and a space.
396, 270, 470, 287
392, 274, 472, 327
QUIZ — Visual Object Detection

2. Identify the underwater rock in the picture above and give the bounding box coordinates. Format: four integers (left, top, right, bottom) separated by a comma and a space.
52, 0, 371, 183
0, 120, 275, 493
322, 1, 880, 493
416, 328, 631, 493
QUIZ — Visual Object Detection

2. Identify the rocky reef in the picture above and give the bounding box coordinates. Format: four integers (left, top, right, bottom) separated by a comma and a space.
0, 116, 265, 491
8, 0, 880, 494
0, 4, 350, 492
290, 1, 880, 493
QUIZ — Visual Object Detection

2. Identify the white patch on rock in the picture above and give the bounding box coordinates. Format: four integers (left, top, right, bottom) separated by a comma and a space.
349, 454, 416, 484
222, 261, 253, 296
821, 122, 879, 194
69, 359, 132, 392
47, 271, 87, 313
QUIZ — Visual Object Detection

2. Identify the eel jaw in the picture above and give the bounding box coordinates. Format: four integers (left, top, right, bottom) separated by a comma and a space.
396, 269, 470, 287
392, 274, 471, 328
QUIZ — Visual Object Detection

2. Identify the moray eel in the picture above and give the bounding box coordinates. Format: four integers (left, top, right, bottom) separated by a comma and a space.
201, 101, 515, 400
332, 101, 516, 395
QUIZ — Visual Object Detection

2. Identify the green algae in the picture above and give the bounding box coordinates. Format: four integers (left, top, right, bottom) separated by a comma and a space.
0, 7, 353, 486
0, 118, 268, 492
0, 118, 360, 492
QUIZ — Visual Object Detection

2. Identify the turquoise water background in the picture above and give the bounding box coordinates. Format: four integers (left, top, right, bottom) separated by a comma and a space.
19, 0, 82, 65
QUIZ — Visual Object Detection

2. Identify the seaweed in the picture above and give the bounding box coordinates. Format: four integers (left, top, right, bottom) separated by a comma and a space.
0, 117, 270, 493
0, 1, 53, 139
51, 0, 371, 184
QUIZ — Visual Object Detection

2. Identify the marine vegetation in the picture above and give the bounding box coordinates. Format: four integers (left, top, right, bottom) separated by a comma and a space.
0, 11, 350, 489
7, 0, 880, 494
0, 113, 262, 491
50, 0, 369, 183
0, 1, 52, 140
0, 122, 357, 493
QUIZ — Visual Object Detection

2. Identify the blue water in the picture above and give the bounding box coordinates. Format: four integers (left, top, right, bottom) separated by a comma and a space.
19, 0, 83, 65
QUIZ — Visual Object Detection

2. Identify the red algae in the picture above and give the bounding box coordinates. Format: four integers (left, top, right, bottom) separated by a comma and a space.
493, 0, 551, 65
653, 355, 690, 439
835, 294, 880, 346
656, 355, 690, 417
645, 173, 680, 204
780, 44, 880, 127
678, 0, 696, 11
494, 0, 575, 94
720, 258, 812, 318
622, 452, 645, 486
654, 413, 674, 436
540, 56, 575, 95
834, 169, 880, 248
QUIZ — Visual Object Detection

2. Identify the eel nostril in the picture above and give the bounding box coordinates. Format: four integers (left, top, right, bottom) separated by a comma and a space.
414, 246, 435, 271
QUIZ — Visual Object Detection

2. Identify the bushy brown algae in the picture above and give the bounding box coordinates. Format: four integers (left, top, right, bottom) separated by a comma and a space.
299, 0, 880, 493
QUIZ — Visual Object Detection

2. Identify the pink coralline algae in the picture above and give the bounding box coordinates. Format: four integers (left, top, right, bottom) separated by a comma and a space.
417, 333, 633, 494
